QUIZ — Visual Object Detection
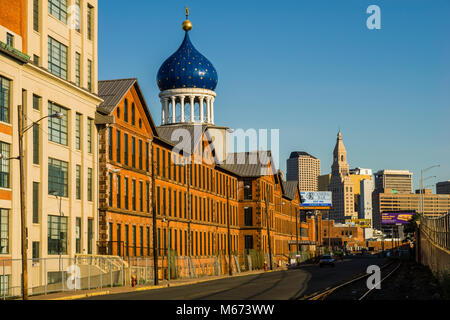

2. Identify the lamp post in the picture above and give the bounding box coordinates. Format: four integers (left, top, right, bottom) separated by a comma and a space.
226, 177, 233, 276
0, 106, 63, 300
162, 217, 171, 286
150, 143, 159, 285
174, 157, 192, 277
264, 184, 273, 271
419, 166, 439, 216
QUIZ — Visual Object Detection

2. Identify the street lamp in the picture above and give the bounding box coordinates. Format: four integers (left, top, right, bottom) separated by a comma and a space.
162, 217, 171, 286
263, 184, 273, 271
420, 166, 439, 216
1, 106, 63, 300
226, 178, 233, 276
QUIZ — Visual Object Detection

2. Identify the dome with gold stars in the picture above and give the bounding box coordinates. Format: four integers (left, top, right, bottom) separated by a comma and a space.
157, 21, 218, 91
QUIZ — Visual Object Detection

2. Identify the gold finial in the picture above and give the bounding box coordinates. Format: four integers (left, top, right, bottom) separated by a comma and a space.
182, 6, 193, 31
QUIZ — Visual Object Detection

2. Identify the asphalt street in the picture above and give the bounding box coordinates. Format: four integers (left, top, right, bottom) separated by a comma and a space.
85, 257, 386, 300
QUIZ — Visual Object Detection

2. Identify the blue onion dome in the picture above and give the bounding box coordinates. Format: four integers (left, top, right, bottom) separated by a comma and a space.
157, 30, 218, 91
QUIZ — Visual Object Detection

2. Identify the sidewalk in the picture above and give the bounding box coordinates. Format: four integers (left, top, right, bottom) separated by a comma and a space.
27, 267, 287, 300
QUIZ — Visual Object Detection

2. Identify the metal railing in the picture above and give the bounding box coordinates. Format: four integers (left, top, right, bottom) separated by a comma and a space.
0, 256, 127, 300
420, 213, 450, 251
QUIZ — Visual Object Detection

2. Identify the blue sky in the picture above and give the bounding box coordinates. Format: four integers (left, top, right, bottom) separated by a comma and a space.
98, 0, 450, 191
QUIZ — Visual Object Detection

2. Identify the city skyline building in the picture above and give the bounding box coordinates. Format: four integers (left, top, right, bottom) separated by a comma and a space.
437, 181, 450, 195
286, 151, 320, 192
329, 131, 356, 223
360, 179, 374, 233
372, 169, 414, 229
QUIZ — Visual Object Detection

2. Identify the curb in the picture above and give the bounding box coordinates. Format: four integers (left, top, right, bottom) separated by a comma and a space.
51, 291, 111, 300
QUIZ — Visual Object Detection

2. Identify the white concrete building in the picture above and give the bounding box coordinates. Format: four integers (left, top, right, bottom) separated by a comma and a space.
0, 0, 102, 296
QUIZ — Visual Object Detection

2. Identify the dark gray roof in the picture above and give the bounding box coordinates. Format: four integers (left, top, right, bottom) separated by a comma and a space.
289, 151, 318, 160
98, 78, 137, 115
283, 180, 299, 200
97, 78, 158, 135
219, 151, 277, 178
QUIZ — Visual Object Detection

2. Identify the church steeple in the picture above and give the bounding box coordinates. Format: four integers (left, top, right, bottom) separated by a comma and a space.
329, 130, 355, 223
332, 131, 349, 176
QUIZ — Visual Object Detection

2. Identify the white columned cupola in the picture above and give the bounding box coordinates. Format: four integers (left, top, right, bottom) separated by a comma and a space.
156, 10, 219, 126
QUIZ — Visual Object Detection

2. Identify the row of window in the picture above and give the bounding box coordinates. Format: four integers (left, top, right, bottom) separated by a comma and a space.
117, 98, 136, 125
0, 77, 93, 154
155, 147, 237, 199
46, 0, 94, 39
109, 173, 150, 213
109, 222, 239, 258
108, 128, 149, 171
155, 186, 239, 227
48, 36, 93, 90
0, 210, 94, 256
156, 228, 239, 257
48, 157, 93, 200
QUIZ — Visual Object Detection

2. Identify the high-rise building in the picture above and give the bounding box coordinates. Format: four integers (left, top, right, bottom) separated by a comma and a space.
329, 132, 356, 223
437, 181, 450, 195
360, 179, 374, 222
318, 174, 331, 191
374, 192, 450, 219
372, 170, 414, 229
374, 170, 413, 194
349, 168, 372, 217
286, 151, 320, 191
0, 0, 101, 295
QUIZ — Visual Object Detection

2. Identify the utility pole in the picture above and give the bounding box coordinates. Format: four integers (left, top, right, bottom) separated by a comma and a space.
226, 178, 232, 276
0, 106, 63, 300
264, 184, 273, 270
151, 143, 159, 286
18, 104, 27, 300
184, 158, 191, 258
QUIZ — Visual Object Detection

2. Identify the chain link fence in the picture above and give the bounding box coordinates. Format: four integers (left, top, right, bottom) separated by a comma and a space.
0, 249, 297, 299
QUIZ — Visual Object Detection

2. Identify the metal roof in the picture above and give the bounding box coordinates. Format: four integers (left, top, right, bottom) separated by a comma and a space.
219, 151, 277, 178
98, 78, 137, 115
97, 78, 158, 136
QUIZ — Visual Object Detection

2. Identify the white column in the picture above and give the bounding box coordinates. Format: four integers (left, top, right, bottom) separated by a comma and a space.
211, 98, 215, 124
199, 97, 205, 123
206, 98, 211, 123
180, 96, 185, 122
190, 96, 195, 122
171, 96, 176, 124
161, 99, 165, 125
164, 98, 170, 124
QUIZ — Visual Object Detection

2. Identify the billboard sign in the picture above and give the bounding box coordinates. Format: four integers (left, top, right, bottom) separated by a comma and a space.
300, 192, 332, 208
345, 219, 372, 228
381, 212, 414, 225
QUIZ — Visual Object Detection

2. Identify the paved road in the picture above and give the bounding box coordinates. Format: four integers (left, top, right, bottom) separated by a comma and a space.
85, 257, 386, 300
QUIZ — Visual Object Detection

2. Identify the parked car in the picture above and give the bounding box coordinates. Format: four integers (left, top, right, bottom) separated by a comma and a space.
319, 255, 335, 268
